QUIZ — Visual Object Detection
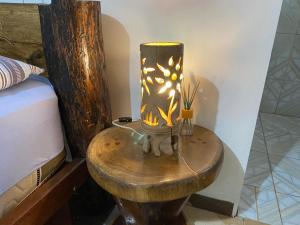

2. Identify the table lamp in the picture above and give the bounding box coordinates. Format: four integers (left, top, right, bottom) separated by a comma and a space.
140, 42, 184, 156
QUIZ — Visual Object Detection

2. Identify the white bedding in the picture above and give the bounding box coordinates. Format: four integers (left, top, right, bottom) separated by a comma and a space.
0, 76, 64, 195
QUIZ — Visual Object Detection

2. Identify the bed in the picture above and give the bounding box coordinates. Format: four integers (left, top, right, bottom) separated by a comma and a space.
0, 4, 88, 225
0, 75, 65, 218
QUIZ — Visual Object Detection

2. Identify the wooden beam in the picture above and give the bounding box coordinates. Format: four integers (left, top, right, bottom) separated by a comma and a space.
45, 204, 72, 225
0, 159, 88, 225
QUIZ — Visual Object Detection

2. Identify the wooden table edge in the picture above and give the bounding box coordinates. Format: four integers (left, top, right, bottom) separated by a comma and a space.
86, 147, 224, 202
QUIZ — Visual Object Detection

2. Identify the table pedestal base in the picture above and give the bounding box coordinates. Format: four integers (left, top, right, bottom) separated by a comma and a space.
112, 196, 190, 225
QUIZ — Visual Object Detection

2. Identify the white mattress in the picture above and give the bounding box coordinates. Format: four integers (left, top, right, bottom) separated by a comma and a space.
0, 76, 64, 195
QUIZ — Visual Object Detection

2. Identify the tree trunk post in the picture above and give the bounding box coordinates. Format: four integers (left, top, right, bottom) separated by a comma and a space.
39, 0, 112, 157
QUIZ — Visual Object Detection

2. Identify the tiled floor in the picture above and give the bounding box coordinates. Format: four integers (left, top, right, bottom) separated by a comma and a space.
104, 205, 267, 225
259, 0, 300, 117
238, 113, 300, 225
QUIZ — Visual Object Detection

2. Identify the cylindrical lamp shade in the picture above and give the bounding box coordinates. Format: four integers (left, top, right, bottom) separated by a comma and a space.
140, 42, 184, 135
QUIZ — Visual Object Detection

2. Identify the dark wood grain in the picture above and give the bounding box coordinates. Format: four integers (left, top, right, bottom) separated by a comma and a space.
0, 159, 88, 225
87, 122, 224, 202
0, 3, 100, 224
189, 194, 234, 216
113, 197, 189, 225
39, 0, 112, 157
87, 122, 224, 224
45, 204, 72, 225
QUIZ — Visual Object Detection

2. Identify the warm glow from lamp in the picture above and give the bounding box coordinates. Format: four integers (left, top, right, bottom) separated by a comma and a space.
144, 42, 182, 46
140, 42, 184, 132
140, 42, 184, 156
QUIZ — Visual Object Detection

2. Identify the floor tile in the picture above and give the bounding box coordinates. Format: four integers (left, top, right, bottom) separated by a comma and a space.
277, 0, 300, 34
241, 113, 300, 225
250, 118, 267, 153
266, 133, 300, 160
267, 57, 300, 81
270, 154, 300, 197
261, 113, 300, 159
276, 81, 300, 117
277, 193, 300, 225
267, 25, 300, 81
292, 34, 300, 59
238, 185, 257, 221
246, 151, 269, 170
269, 154, 300, 176
271, 33, 295, 59
251, 134, 267, 154
184, 206, 244, 225
256, 187, 276, 206
292, 35, 300, 73
260, 79, 282, 113
254, 117, 264, 140
256, 189, 282, 225
273, 170, 300, 198
244, 152, 273, 190
260, 113, 300, 138
267, 33, 300, 81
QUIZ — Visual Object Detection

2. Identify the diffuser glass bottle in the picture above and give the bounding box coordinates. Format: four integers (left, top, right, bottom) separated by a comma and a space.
180, 80, 200, 136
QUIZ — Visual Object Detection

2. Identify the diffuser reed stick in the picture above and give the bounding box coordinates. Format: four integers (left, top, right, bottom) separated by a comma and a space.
182, 79, 200, 110
181, 79, 200, 136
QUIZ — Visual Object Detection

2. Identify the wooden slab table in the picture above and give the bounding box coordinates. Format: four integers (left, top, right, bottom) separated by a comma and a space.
87, 122, 224, 225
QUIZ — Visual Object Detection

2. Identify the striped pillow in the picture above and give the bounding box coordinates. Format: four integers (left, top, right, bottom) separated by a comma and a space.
0, 56, 44, 90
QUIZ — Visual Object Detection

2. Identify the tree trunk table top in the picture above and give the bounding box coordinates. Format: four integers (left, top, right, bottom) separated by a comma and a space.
87, 122, 224, 203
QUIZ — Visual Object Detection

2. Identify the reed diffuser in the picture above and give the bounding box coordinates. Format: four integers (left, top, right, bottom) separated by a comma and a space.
181, 79, 200, 135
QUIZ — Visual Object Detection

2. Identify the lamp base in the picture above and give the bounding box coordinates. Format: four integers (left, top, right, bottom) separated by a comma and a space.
142, 133, 179, 157
141, 122, 179, 157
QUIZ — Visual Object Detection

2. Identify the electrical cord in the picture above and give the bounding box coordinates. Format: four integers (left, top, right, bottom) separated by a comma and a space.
112, 119, 196, 174
112, 119, 144, 137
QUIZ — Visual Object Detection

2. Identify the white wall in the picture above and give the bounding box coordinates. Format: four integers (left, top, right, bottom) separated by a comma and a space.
102, 0, 282, 215
0, 0, 281, 215
0, 0, 50, 4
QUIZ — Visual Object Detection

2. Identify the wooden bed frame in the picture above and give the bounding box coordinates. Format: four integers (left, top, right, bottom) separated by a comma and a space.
0, 159, 88, 225
0, 4, 89, 225
0, 4, 47, 70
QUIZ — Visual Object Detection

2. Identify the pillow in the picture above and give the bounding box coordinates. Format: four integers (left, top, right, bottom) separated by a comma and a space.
0, 56, 44, 91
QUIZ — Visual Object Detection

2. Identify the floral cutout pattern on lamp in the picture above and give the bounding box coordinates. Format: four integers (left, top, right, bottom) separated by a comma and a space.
140, 42, 184, 156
